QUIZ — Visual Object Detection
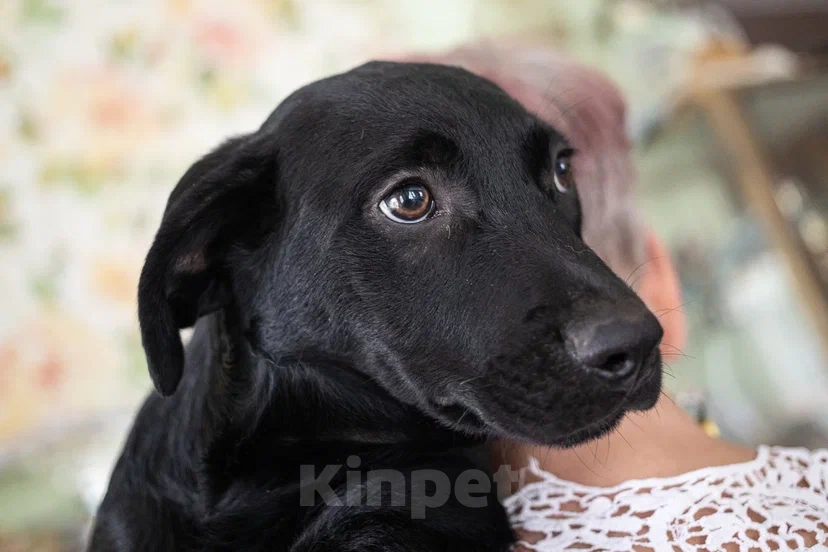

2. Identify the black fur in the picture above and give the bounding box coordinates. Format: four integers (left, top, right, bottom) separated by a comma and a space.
89, 62, 663, 551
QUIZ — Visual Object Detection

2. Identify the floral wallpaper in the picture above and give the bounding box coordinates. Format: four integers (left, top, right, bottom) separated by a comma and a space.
0, 0, 719, 546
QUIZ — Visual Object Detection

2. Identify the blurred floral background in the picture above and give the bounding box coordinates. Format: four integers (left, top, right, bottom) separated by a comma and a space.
1, 0, 827, 550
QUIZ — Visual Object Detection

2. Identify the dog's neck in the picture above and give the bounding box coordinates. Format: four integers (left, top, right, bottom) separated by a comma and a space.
177, 311, 479, 502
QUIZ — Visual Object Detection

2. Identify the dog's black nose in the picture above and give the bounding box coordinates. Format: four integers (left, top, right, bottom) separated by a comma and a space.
565, 304, 663, 380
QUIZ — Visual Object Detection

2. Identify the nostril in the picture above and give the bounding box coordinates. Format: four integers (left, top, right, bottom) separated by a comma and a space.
564, 306, 662, 381
595, 352, 637, 379
605, 352, 627, 367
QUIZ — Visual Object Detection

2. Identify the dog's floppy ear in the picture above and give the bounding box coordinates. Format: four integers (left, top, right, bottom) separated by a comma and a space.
138, 133, 276, 396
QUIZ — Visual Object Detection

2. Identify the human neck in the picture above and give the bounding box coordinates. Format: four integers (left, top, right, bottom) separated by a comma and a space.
494, 396, 756, 488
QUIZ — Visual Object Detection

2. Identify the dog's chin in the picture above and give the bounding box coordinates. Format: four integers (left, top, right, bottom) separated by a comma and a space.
551, 362, 664, 447
550, 409, 628, 448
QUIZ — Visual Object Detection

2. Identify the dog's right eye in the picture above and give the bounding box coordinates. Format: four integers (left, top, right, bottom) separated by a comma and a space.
379, 181, 435, 224
553, 148, 575, 193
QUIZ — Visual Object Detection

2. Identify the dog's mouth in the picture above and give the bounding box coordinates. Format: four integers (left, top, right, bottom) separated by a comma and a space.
428, 351, 663, 445
623, 352, 664, 411
429, 393, 629, 445
549, 362, 663, 446
428, 397, 491, 434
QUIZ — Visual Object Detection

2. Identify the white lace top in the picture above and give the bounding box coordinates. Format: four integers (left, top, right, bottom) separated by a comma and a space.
505, 446, 828, 551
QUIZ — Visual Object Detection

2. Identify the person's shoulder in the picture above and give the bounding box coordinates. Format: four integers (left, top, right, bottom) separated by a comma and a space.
761, 447, 828, 471
763, 446, 828, 490
764, 445, 828, 468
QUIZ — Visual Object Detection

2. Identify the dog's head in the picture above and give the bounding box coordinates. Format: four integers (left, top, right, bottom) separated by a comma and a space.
138, 62, 662, 446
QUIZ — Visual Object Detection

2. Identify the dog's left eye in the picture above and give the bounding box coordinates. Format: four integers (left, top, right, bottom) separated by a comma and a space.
379, 181, 435, 224
553, 149, 575, 193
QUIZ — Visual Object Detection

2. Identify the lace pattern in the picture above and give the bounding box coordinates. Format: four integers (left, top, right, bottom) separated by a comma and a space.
505, 446, 828, 551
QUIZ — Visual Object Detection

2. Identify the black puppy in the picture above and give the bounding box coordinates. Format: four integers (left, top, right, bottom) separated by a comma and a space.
89, 62, 663, 551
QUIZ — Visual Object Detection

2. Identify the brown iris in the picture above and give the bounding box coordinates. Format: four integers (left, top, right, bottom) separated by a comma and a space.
379, 182, 435, 223
553, 149, 575, 193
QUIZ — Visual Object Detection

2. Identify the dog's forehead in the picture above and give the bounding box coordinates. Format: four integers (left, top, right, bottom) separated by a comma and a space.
272, 61, 536, 141
262, 61, 566, 205
346, 61, 515, 101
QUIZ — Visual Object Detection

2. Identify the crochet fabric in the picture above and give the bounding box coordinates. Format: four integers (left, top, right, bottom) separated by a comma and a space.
506, 446, 828, 551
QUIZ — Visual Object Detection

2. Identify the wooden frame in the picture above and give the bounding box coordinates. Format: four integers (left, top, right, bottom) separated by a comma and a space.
683, 85, 828, 356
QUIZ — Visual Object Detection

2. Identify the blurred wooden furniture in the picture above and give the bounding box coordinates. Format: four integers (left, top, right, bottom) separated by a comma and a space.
636, 61, 828, 445
692, 76, 828, 353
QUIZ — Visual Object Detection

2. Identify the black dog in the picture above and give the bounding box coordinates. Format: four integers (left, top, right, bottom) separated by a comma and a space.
88, 62, 663, 551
